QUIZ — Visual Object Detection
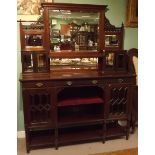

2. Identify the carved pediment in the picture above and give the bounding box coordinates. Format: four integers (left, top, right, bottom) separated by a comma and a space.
105, 16, 124, 32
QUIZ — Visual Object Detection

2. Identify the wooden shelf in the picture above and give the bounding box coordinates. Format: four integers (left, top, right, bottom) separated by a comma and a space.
58, 125, 102, 145
58, 102, 104, 127
106, 121, 126, 138
49, 51, 103, 58
30, 129, 54, 148
22, 48, 46, 52
58, 113, 103, 127
58, 97, 104, 107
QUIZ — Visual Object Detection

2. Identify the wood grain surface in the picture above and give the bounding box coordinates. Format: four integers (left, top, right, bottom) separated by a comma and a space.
91, 148, 138, 155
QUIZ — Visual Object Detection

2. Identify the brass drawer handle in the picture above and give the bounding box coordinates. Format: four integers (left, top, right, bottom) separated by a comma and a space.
118, 79, 124, 83
66, 81, 72, 86
92, 80, 98, 84
35, 82, 44, 87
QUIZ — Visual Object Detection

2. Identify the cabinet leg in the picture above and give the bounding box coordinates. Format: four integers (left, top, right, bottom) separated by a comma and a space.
55, 128, 58, 150
126, 134, 129, 140
126, 120, 130, 140
131, 118, 136, 134
102, 121, 106, 144
25, 130, 30, 153
131, 123, 135, 134
26, 148, 30, 153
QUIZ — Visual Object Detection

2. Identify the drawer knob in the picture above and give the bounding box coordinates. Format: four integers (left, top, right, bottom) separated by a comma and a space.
66, 81, 72, 86
118, 79, 124, 83
35, 82, 44, 87
92, 80, 98, 84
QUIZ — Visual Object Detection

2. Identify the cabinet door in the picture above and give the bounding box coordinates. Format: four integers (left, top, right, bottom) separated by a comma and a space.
23, 89, 54, 128
105, 84, 132, 119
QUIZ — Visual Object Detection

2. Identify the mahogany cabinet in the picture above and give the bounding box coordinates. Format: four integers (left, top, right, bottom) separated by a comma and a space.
19, 2, 137, 153
20, 72, 136, 152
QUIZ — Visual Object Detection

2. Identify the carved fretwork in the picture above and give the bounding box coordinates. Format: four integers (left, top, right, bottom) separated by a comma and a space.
23, 23, 44, 30
30, 94, 51, 123
109, 87, 128, 115
105, 16, 124, 32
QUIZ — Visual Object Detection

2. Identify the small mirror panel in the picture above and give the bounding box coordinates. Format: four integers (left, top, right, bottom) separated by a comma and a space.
25, 34, 43, 48
105, 53, 115, 67
37, 54, 48, 72
23, 54, 33, 72
105, 35, 119, 47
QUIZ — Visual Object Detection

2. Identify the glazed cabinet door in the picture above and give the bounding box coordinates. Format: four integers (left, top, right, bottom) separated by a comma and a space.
23, 88, 54, 129
105, 84, 132, 119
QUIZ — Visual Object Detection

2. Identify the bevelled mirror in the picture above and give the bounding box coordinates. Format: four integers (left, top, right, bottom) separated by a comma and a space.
49, 10, 99, 52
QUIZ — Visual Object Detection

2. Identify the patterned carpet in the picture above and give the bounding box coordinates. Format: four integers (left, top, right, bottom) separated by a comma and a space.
91, 148, 138, 155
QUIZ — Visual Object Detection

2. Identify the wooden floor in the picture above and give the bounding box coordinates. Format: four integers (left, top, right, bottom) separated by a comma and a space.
92, 148, 138, 155
18, 128, 138, 155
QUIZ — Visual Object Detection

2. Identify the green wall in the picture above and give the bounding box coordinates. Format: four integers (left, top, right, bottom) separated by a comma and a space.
17, 0, 138, 131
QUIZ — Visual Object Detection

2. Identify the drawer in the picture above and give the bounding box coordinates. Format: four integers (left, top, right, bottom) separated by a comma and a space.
22, 81, 54, 89
106, 77, 135, 84
53, 79, 104, 87
21, 78, 135, 89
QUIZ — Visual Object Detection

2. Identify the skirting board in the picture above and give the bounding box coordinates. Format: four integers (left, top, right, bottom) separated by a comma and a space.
17, 131, 25, 138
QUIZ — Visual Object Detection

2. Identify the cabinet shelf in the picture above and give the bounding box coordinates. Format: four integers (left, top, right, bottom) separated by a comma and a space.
58, 113, 103, 127
106, 121, 126, 139
58, 101, 104, 127
58, 125, 102, 145
58, 97, 104, 107
57, 86, 104, 107
29, 129, 54, 149
49, 51, 103, 58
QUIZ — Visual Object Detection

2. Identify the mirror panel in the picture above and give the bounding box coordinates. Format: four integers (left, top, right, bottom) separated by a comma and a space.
25, 34, 43, 48
50, 58, 98, 70
105, 35, 119, 47
37, 54, 48, 72
49, 10, 99, 52
23, 54, 33, 72
105, 53, 115, 67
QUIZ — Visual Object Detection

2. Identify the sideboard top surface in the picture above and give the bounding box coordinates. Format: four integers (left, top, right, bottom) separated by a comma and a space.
19, 71, 136, 82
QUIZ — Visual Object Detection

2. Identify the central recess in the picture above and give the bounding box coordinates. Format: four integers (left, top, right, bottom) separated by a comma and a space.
57, 86, 104, 126
57, 86, 104, 106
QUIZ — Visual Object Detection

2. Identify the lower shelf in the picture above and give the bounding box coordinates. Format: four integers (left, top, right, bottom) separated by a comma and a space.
58, 125, 103, 145
27, 120, 127, 151
58, 97, 104, 107
106, 121, 126, 138
58, 103, 104, 127
29, 129, 54, 149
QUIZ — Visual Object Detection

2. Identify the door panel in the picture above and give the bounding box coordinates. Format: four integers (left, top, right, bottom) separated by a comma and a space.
105, 84, 132, 119
23, 89, 53, 128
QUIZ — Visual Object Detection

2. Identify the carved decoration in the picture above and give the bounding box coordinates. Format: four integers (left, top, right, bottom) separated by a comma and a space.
105, 16, 124, 32
30, 94, 51, 123
109, 87, 128, 115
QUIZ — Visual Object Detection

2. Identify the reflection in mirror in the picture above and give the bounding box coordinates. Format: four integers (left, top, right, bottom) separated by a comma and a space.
49, 10, 99, 52
50, 58, 98, 70
105, 35, 118, 47
25, 34, 43, 48
37, 54, 46, 68
23, 54, 33, 72
106, 53, 115, 67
